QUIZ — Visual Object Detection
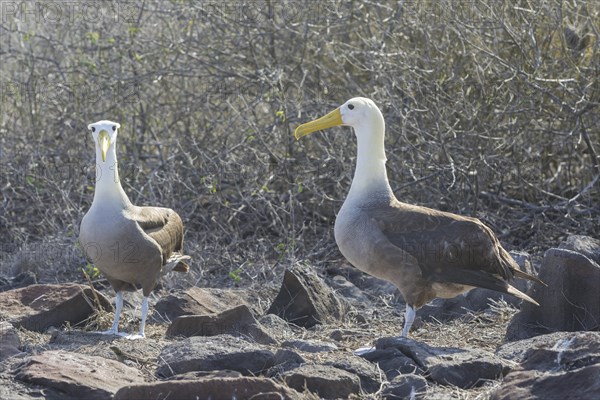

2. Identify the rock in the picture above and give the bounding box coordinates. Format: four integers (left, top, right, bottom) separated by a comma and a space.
426, 353, 508, 389
283, 364, 361, 399
506, 248, 600, 340
156, 335, 276, 377
0, 320, 21, 347
497, 331, 600, 367
320, 352, 383, 393
0, 321, 23, 362
165, 370, 243, 380
328, 328, 365, 342
329, 275, 371, 303
267, 264, 346, 328
491, 365, 600, 400
492, 332, 600, 399
375, 337, 511, 388
0, 284, 112, 332
0, 272, 37, 292
273, 349, 305, 370
497, 331, 600, 363
259, 313, 297, 340
259, 313, 293, 329
359, 349, 422, 380
326, 262, 399, 298
330, 329, 344, 341
166, 304, 275, 344
559, 235, 600, 264
382, 374, 428, 399
15, 350, 144, 400
1, 374, 67, 400
0, 344, 24, 363
282, 339, 338, 353
48, 330, 118, 346
418, 251, 535, 322
41, 331, 163, 369
153, 287, 251, 322
266, 349, 306, 378
114, 377, 304, 400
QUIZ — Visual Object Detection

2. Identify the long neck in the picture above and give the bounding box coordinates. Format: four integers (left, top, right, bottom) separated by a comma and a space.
347, 118, 394, 202
92, 142, 131, 208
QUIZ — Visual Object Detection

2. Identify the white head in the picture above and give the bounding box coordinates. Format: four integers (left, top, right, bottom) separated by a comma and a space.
87, 120, 121, 162
294, 97, 385, 140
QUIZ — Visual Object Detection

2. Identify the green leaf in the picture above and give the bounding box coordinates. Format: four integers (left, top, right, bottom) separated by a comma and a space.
83, 263, 100, 279
228, 268, 242, 282
276, 110, 285, 122
86, 31, 100, 44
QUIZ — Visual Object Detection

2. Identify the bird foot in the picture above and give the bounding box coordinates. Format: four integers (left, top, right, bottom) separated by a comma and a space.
96, 329, 127, 337
124, 333, 145, 340
353, 345, 376, 356
353, 335, 414, 355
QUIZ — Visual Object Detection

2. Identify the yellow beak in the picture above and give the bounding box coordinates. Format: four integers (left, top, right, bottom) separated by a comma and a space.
98, 130, 110, 162
294, 108, 343, 140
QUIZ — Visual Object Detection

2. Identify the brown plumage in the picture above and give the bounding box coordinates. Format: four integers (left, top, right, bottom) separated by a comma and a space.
294, 98, 545, 336
83, 206, 189, 295
79, 120, 190, 339
338, 198, 543, 309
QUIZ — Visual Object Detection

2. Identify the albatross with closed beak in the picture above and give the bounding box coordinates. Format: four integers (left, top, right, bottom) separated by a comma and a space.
79, 120, 190, 339
295, 98, 544, 337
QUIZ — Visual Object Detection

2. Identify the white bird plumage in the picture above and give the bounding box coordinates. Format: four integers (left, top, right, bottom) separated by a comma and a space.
79, 120, 190, 339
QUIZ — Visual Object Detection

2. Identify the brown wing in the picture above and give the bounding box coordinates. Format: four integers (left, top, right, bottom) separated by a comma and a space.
133, 206, 184, 265
366, 199, 531, 293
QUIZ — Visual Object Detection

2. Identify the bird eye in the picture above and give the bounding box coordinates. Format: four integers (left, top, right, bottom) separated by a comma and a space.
348, 104, 354, 110
112, 125, 117, 131
91, 127, 96, 132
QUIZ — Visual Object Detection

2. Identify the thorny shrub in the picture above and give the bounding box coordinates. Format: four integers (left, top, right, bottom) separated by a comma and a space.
0, 1, 598, 286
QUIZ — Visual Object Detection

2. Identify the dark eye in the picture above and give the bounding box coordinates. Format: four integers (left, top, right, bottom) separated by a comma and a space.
348, 104, 354, 110
112, 125, 117, 131
91, 127, 96, 132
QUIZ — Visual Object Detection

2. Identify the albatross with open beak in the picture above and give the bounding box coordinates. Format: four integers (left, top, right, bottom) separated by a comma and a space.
79, 121, 190, 339
295, 98, 544, 337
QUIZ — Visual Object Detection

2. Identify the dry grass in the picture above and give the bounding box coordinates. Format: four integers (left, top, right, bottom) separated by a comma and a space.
414, 300, 519, 352
316, 298, 518, 355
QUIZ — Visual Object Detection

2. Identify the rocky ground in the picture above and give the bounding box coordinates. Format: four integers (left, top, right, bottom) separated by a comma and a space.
0, 235, 599, 399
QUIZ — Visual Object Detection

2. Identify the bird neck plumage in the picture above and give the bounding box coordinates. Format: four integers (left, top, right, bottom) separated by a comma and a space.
347, 118, 393, 201
92, 144, 131, 208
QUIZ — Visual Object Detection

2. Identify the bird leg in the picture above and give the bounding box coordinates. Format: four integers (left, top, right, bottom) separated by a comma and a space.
401, 304, 416, 337
100, 291, 123, 336
353, 303, 417, 355
139, 296, 148, 337
126, 296, 148, 340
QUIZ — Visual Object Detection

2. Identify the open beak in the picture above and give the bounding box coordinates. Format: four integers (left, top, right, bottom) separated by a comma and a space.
98, 130, 110, 162
294, 108, 343, 140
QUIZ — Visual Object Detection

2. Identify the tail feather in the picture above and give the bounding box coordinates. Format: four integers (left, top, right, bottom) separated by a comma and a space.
507, 284, 539, 306
172, 261, 190, 273
165, 253, 191, 273
500, 247, 547, 287
511, 268, 547, 287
